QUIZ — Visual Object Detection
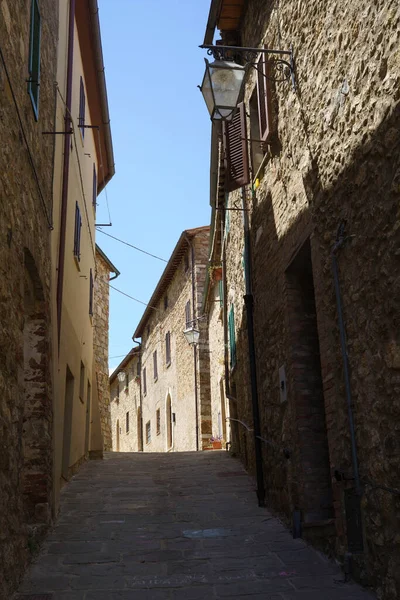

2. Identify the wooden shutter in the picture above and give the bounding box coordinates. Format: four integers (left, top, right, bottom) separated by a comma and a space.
79, 77, 86, 137
92, 164, 97, 209
74, 202, 82, 260
143, 367, 147, 395
257, 52, 273, 143
153, 350, 158, 379
223, 103, 250, 192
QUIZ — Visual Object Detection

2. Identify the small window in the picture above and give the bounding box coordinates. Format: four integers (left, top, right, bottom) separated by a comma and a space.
165, 331, 171, 366
126, 411, 129, 433
153, 350, 158, 380
146, 421, 151, 444
156, 409, 160, 435
185, 300, 191, 329
164, 295, 168, 310
79, 361, 85, 402
89, 269, 94, 316
28, 0, 41, 119
73, 202, 82, 261
79, 76, 86, 138
143, 367, 147, 395
228, 305, 236, 369
92, 164, 97, 210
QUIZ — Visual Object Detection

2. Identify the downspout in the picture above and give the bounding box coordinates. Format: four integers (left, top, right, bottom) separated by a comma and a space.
332, 222, 361, 495
242, 187, 265, 507
187, 236, 200, 452
56, 0, 75, 350
132, 338, 143, 451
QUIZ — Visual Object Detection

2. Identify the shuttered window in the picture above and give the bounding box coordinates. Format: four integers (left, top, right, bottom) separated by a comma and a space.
73, 202, 82, 260
143, 367, 147, 395
228, 305, 236, 369
166, 331, 171, 366
257, 52, 273, 143
126, 411, 129, 433
185, 300, 191, 329
153, 350, 158, 380
92, 164, 97, 209
79, 76, 86, 138
222, 102, 250, 192
28, 0, 41, 119
156, 409, 161, 435
89, 268, 94, 316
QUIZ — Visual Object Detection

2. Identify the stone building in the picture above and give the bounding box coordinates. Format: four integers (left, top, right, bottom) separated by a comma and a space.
133, 227, 211, 452
109, 348, 142, 452
202, 0, 400, 597
50, 0, 115, 510
0, 1, 114, 596
0, 0, 59, 596
94, 245, 120, 452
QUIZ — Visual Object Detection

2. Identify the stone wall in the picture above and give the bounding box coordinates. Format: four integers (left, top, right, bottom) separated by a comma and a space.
219, 0, 400, 596
93, 250, 113, 451
0, 0, 58, 596
110, 354, 141, 452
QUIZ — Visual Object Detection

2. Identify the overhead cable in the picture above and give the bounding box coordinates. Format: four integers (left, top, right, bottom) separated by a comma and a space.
97, 229, 168, 263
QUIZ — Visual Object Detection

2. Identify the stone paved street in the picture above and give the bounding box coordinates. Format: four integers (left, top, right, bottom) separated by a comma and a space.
16, 452, 376, 600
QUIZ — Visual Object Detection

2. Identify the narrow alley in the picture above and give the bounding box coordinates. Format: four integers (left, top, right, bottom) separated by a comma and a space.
16, 452, 375, 600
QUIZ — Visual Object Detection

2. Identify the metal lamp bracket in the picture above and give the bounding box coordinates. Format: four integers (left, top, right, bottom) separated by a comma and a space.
200, 44, 296, 91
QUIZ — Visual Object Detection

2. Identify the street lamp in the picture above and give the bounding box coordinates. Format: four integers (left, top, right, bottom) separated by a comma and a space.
117, 371, 126, 384
183, 327, 200, 346
199, 44, 296, 122
199, 58, 246, 122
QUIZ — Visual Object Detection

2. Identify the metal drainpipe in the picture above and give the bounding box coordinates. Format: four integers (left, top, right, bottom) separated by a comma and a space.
241, 187, 265, 507
132, 338, 143, 451
187, 237, 200, 451
332, 222, 361, 496
56, 0, 75, 351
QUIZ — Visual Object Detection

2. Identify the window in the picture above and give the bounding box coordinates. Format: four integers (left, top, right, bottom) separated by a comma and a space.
79, 76, 86, 138
228, 305, 236, 369
89, 269, 94, 316
222, 102, 250, 191
153, 350, 158, 380
79, 361, 85, 402
126, 411, 129, 433
28, 0, 41, 119
165, 331, 171, 366
146, 421, 151, 444
73, 202, 82, 261
185, 300, 191, 329
92, 164, 97, 210
156, 409, 160, 435
142, 367, 147, 395
164, 294, 168, 310
249, 87, 265, 175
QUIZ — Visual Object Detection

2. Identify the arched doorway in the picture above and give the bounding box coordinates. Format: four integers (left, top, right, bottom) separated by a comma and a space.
166, 394, 172, 450
22, 248, 51, 522
116, 419, 120, 452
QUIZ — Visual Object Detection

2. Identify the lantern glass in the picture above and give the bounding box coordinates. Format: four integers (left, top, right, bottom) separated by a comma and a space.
183, 327, 200, 346
200, 59, 246, 121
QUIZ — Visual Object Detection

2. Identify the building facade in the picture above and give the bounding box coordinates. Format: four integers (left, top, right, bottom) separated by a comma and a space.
110, 348, 142, 452
94, 245, 120, 452
0, 0, 59, 596
50, 0, 115, 510
202, 1, 400, 598
132, 227, 211, 453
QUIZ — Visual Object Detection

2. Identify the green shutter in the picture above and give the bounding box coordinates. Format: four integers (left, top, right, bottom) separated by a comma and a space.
28, 0, 41, 119
228, 305, 236, 369
218, 279, 223, 308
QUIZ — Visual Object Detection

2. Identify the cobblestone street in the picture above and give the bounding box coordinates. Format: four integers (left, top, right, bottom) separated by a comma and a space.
16, 452, 375, 600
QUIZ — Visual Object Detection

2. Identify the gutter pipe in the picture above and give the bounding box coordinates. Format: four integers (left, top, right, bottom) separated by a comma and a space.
332, 222, 361, 496
241, 187, 265, 507
56, 0, 75, 350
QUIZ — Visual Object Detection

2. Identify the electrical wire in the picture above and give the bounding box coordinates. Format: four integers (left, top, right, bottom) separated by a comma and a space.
95, 126, 112, 224
97, 229, 168, 262
109, 283, 159, 311
0, 45, 53, 229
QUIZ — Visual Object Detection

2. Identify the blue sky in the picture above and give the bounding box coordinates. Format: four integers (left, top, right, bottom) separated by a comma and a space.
96, 1, 213, 371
